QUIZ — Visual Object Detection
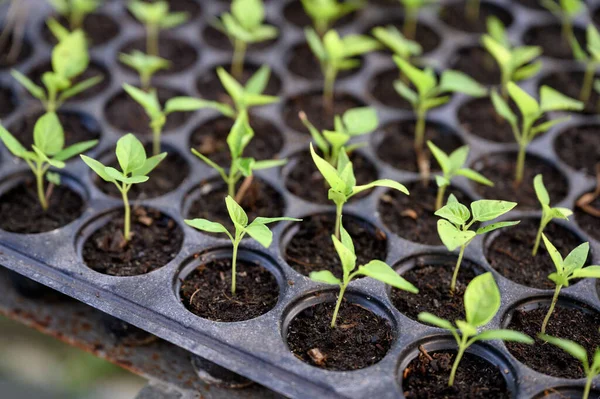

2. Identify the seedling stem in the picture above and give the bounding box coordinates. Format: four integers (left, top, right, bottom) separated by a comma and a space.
232, 39, 247, 80
449, 334, 468, 386
541, 284, 561, 334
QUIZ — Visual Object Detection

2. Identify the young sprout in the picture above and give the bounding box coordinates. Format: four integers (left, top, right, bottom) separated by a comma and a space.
436, 194, 519, 292
81, 134, 166, 242
490, 83, 583, 185
418, 272, 534, 387
11, 29, 102, 112
310, 143, 409, 239
128, 0, 188, 57
372, 25, 422, 62
541, 0, 583, 45
49, 0, 101, 30
305, 27, 380, 110
0, 112, 97, 210
300, 106, 378, 166
481, 17, 542, 98
532, 174, 573, 256
427, 141, 494, 211
185, 195, 300, 294
399, 0, 436, 40
119, 50, 170, 91
213, 0, 278, 79
192, 112, 286, 200
539, 334, 600, 399
310, 223, 418, 328
540, 234, 600, 333
570, 24, 600, 103
300, 0, 365, 36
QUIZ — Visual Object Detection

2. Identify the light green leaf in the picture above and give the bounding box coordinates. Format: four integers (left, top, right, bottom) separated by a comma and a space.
343, 107, 378, 136
11, 70, 46, 100
437, 219, 476, 251
540, 85, 584, 113
123, 84, 162, 119
357, 260, 418, 293
310, 143, 346, 193
310, 270, 341, 285
490, 89, 517, 125
0, 124, 27, 157
225, 195, 248, 228
191, 148, 227, 179
185, 218, 231, 237
245, 65, 271, 94
245, 222, 273, 247
542, 234, 564, 273
476, 329, 534, 344
217, 67, 244, 104
53, 140, 97, 161
539, 334, 588, 364
476, 220, 520, 235
332, 234, 356, 276
418, 312, 455, 330
352, 179, 409, 196
52, 30, 89, 79
534, 174, 550, 206
563, 242, 589, 273
393, 79, 418, 105
464, 272, 501, 328
507, 82, 539, 117
470, 200, 517, 222
435, 201, 471, 226
571, 265, 600, 279
227, 112, 254, 159
253, 216, 302, 225
305, 27, 326, 61
131, 152, 167, 177
34, 112, 64, 156
58, 75, 104, 102
165, 97, 218, 113
427, 141, 450, 174
439, 70, 487, 97
116, 133, 146, 174
105, 167, 149, 184
393, 56, 436, 97
456, 320, 477, 337
81, 155, 114, 182
456, 168, 494, 186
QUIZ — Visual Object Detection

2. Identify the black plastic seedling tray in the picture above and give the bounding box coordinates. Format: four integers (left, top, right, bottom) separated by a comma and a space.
1, 0, 600, 397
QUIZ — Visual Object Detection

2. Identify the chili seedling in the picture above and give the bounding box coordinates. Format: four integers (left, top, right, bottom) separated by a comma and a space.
372, 25, 422, 74
119, 50, 170, 91
570, 24, 600, 103
300, 0, 365, 36
48, 0, 100, 31
541, 0, 584, 45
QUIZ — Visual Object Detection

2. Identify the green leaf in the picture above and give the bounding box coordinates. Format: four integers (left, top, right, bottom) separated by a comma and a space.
252, 216, 302, 225
342, 107, 378, 136
435, 201, 471, 226
52, 30, 88, 79
513, 61, 543, 82
540, 85, 584, 113
437, 219, 476, 251
490, 89, 517, 125
464, 272, 501, 328
539, 334, 588, 364
476, 220, 520, 235
251, 159, 287, 170
0, 124, 27, 157
476, 329, 534, 344
357, 260, 418, 293
245, 222, 273, 247
427, 141, 450, 174
507, 82, 539, 117
217, 67, 244, 105
310, 270, 341, 285
530, 116, 571, 137
232, 0, 264, 30
456, 320, 477, 337
534, 174, 550, 206
332, 234, 356, 276
352, 179, 409, 196
132, 152, 167, 177
116, 133, 147, 175
11, 70, 46, 100
470, 200, 517, 222
191, 148, 227, 179
243, 93, 279, 107
552, 207, 573, 219
481, 34, 510, 66
418, 312, 455, 330
34, 112, 64, 156
185, 218, 231, 237
225, 195, 248, 228
227, 112, 254, 159
53, 140, 97, 161
310, 143, 346, 193
245, 65, 271, 94
542, 234, 564, 273
339, 223, 354, 255
58, 75, 104, 102
439, 70, 487, 97
448, 146, 469, 172
81, 155, 114, 182
571, 265, 600, 279
305, 27, 326, 61
393, 56, 436, 97
393, 79, 418, 105
563, 242, 589, 274
456, 168, 494, 186
160, 11, 189, 29
123, 84, 162, 119
164, 97, 219, 113
105, 167, 148, 184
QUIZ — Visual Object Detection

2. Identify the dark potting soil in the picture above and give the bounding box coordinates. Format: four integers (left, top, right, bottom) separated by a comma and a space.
189, 115, 283, 167
284, 150, 378, 204
126, 0, 202, 24
540, 71, 600, 114
459, 97, 518, 143
202, 23, 278, 51
575, 193, 600, 242
0, 85, 16, 118
286, 300, 393, 371
29, 61, 110, 101
287, 42, 361, 81
283, 92, 364, 133
104, 86, 192, 134
185, 178, 285, 233
391, 257, 480, 322
40, 13, 120, 47
0, 179, 84, 234
0, 33, 32, 68
283, 0, 356, 29
284, 213, 387, 278
376, 120, 463, 173
439, 2, 513, 34
82, 207, 183, 276
180, 257, 279, 322
95, 145, 189, 200
450, 47, 501, 86
119, 37, 198, 75
369, 68, 414, 109
402, 349, 510, 399
523, 24, 586, 60
486, 219, 588, 290
505, 303, 600, 378
471, 152, 568, 209
378, 181, 473, 245
555, 124, 600, 176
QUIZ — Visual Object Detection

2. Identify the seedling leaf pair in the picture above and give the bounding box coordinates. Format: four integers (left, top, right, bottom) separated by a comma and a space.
119, 50, 171, 91
301, 0, 365, 36
372, 25, 422, 61
49, 0, 101, 30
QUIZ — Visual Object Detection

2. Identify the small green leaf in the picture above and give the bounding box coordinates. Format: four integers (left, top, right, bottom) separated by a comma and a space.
507, 82, 539, 117
245, 222, 273, 247
352, 179, 409, 196
217, 67, 244, 104
540, 85, 584, 113
81, 155, 114, 182
105, 167, 149, 184
185, 218, 231, 237
563, 242, 589, 274
490, 89, 517, 125
58, 75, 104, 102
464, 272, 501, 328
34, 112, 64, 156
476, 220, 520, 235
310, 143, 346, 193
0, 124, 27, 157
52, 30, 89, 80
123, 84, 162, 119
470, 200, 517, 222
11, 70, 46, 100
357, 260, 418, 293
225, 195, 248, 228
227, 112, 254, 159
539, 334, 588, 364
332, 234, 356, 276
534, 174, 550, 206
427, 141, 450, 174
542, 234, 564, 273
164, 97, 218, 113
245, 65, 271, 94
476, 329, 534, 344
437, 219, 476, 251
439, 70, 487, 97
253, 216, 302, 225
116, 133, 147, 175
342, 107, 378, 136
418, 312, 455, 330
571, 265, 600, 279
310, 270, 341, 285
393, 56, 436, 97
456, 320, 477, 337
455, 168, 494, 186
435, 201, 471, 226
132, 152, 167, 177
53, 139, 98, 161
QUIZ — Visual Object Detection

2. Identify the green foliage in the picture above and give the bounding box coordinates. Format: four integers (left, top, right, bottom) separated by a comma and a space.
11, 29, 102, 112
436, 194, 518, 292
49, 0, 101, 30
119, 50, 170, 91
0, 112, 97, 210
186, 195, 300, 294
490, 83, 583, 184
541, 0, 583, 44
81, 134, 165, 241
571, 24, 600, 103
372, 25, 422, 60
301, 0, 364, 36
300, 106, 378, 166
311, 223, 418, 327
418, 272, 533, 386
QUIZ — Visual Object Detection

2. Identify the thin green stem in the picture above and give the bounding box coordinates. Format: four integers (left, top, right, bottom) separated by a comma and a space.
152, 125, 161, 156
323, 65, 336, 113
515, 143, 526, 185
35, 164, 48, 211
121, 186, 131, 241
147, 24, 159, 57
331, 284, 347, 328
71, 11, 84, 31
231, 238, 240, 294
449, 336, 467, 386
541, 284, 562, 334
580, 62, 595, 104
450, 245, 465, 293
435, 185, 447, 211
532, 218, 546, 256
334, 203, 343, 240
415, 108, 426, 154
403, 9, 417, 40
583, 374, 593, 399
141, 73, 151, 92
231, 39, 247, 80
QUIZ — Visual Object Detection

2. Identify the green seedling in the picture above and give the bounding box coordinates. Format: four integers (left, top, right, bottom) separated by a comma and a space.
0, 112, 97, 210
81, 134, 166, 241
300, 0, 365, 36
539, 334, 600, 399
305, 27, 380, 110
49, 0, 101, 30
540, 234, 600, 333
418, 272, 534, 386
128, 0, 188, 57
532, 174, 572, 256
213, 0, 278, 79
192, 112, 286, 200
119, 50, 170, 91
300, 106, 378, 166
427, 141, 493, 211
399, 0, 436, 40
481, 17, 542, 98
571, 24, 600, 103
311, 223, 418, 328
185, 195, 300, 295
310, 143, 409, 239
372, 24, 422, 62
11, 29, 102, 112
541, 0, 584, 45
436, 194, 519, 292
491, 83, 583, 185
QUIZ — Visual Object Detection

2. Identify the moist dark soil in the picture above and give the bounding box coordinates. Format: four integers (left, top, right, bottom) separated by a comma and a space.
471, 153, 568, 209
202, 23, 278, 51
0, 33, 32, 68
402, 349, 510, 398
180, 257, 279, 322
284, 214, 387, 278
284, 150, 378, 204
450, 47, 501, 86
40, 13, 120, 47
375, 120, 463, 172
555, 124, 600, 176
119, 37, 198, 74
82, 207, 183, 276
104, 86, 192, 134
378, 181, 472, 245
185, 178, 285, 233
505, 302, 600, 378
459, 97, 519, 143
575, 193, 600, 242
287, 42, 361, 81
440, 2, 513, 33
283, 92, 364, 133
365, 19, 440, 54
196, 63, 281, 103
127, 0, 201, 23
95, 145, 189, 200
283, 0, 356, 29
286, 300, 393, 371
0, 179, 84, 234
189, 115, 283, 167
369, 68, 420, 109
9, 110, 101, 150
523, 25, 586, 60
486, 219, 588, 290
540, 71, 600, 114
29, 61, 110, 101
391, 256, 480, 322
0, 86, 16, 118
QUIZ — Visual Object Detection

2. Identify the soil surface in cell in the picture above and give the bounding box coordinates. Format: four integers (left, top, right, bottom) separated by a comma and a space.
41, 13, 120, 46
458, 97, 525, 143
523, 25, 585, 60
555, 124, 600, 176
119, 37, 197, 74
82, 207, 183, 276
575, 192, 600, 242
540, 71, 599, 114
287, 42, 361, 81
440, 2, 513, 33
286, 300, 393, 371
370, 68, 414, 109
450, 47, 501, 86
29, 61, 110, 101
284, 92, 364, 133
